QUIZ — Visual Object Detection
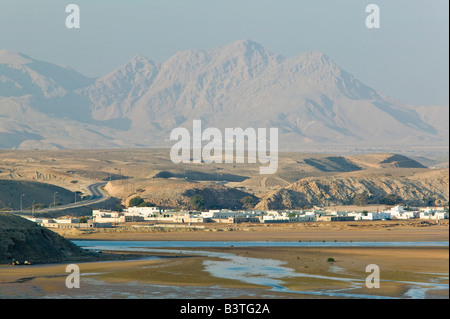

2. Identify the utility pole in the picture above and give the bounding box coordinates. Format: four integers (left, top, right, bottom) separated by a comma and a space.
20, 194, 25, 212
54, 191, 58, 208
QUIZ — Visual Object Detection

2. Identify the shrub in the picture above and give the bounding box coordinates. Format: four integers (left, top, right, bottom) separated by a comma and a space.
190, 195, 206, 210
129, 196, 144, 207
79, 217, 88, 223
381, 194, 401, 205
353, 192, 369, 206
241, 196, 257, 210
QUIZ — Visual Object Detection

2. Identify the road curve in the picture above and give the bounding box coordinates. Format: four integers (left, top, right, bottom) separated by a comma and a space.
7, 181, 110, 215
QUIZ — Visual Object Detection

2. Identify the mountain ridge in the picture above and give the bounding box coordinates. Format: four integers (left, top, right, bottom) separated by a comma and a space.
0, 39, 448, 150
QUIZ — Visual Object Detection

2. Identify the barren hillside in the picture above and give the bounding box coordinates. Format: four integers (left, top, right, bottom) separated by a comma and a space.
1, 149, 448, 212
0, 213, 94, 264
255, 169, 449, 210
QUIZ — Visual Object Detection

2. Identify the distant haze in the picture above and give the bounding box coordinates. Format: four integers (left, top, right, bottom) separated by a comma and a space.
0, 0, 448, 106
0, 40, 448, 152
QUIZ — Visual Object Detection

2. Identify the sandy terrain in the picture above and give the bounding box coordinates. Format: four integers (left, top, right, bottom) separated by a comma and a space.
213, 246, 449, 298
1, 149, 448, 211
0, 246, 447, 299
59, 220, 449, 242
1, 218, 446, 298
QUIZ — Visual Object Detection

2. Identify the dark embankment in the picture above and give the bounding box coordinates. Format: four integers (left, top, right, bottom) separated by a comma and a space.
0, 212, 95, 264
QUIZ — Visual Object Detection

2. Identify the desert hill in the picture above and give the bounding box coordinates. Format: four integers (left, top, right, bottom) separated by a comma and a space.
0, 179, 76, 211
0, 213, 93, 264
0, 149, 447, 212
347, 154, 427, 170
106, 178, 254, 210
255, 168, 449, 210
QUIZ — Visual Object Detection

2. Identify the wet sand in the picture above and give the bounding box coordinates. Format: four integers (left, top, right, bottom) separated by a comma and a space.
0, 252, 273, 299
1, 220, 448, 298
0, 245, 448, 299
200, 246, 449, 299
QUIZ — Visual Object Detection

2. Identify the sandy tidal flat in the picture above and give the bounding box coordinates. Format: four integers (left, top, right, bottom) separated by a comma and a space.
59, 220, 450, 243
0, 245, 448, 299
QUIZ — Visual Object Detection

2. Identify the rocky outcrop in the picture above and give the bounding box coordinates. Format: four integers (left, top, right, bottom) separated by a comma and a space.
0, 213, 93, 264
255, 169, 449, 210
116, 181, 253, 210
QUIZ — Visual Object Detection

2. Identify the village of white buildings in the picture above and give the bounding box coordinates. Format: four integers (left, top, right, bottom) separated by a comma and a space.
24, 205, 449, 230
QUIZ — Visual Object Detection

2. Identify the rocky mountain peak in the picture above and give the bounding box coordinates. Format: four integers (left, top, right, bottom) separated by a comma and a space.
0, 50, 33, 65
0, 41, 447, 150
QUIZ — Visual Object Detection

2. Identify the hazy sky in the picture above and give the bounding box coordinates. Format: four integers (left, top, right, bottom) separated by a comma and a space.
0, 0, 448, 106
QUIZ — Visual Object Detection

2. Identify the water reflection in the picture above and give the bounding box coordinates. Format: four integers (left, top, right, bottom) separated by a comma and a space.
75, 242, 449, 299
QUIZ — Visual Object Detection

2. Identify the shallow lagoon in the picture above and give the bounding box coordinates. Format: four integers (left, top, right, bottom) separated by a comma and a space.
71, 240, 449, 299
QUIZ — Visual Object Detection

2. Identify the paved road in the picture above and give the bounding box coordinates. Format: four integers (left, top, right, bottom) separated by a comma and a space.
6, 181, 110, 215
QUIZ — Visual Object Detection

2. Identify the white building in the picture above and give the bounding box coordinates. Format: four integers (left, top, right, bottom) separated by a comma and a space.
261, 215, 290, 223
25, 216, 98, 229
54, 217, 80, 224
349, 212, 391, 221
202, 210, 240, 219
420, 212, 449, 220
396, 211, 419, 219
92, 210, 131, 223
385, 205, 405, 218
93, 209, 120, 218
420, 207, 436, 214
25, 217, 55, 224
291, 214, 316, 222
171, 213, 199, 223
434, 212, 449, 220
124, 206, 164, 218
